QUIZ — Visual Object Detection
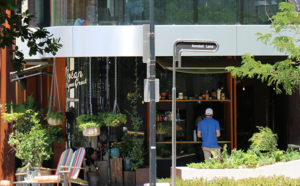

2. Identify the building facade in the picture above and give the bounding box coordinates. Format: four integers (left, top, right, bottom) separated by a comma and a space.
1, 0, 299, 181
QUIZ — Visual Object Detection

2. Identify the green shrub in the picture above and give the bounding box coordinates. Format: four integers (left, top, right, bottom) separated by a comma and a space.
249, 126, 278, 152
5, 109, 62, 168
187, 144, 300, 169
282, 149, 300, 162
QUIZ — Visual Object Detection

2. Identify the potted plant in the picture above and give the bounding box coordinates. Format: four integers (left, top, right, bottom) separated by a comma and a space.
45, 111, 64, 126
2, 107, 62, 171
101, 112, 127, 127
156, 123, 168, 142
76, 114, 102, 137
99, 112, 127, 141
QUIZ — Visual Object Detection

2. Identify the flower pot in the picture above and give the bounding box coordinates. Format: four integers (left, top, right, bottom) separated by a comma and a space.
82, 127, 100, 137
110, 147, 120, 158
47, 118, 62, 126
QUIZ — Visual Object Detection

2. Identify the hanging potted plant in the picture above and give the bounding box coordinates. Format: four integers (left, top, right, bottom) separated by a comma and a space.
101, 112, 127, 127
45, 111, 64, 126
77, 114, 102, 137
100, 112, 127, 141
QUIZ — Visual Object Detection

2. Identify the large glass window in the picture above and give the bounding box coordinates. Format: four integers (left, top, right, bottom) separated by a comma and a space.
51, 0, 284, 25
26, 0, 50, 26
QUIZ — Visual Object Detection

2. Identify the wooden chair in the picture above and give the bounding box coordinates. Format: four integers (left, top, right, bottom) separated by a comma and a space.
30, 148, 73, 185
67, 147, 88, 186
33, 147, 88, 186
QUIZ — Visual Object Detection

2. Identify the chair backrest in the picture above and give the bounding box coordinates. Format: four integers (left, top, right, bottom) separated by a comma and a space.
55, 148, 73, 175
69, 147, 86, 179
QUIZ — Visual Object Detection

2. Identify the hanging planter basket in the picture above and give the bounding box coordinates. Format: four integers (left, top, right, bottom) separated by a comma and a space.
46, 111, 64, 126
47, 118, 63, 126
82, 126, 101, 137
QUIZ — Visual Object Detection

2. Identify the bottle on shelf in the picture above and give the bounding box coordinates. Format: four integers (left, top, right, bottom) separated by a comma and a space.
217, 88, 221, 100
220, 86, 225, 100
193, 130, 197, 141
205, 90, 209, 100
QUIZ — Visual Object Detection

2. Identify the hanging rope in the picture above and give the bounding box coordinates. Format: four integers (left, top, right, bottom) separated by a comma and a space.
113, 57, 120, 114
48, 58, 61, 113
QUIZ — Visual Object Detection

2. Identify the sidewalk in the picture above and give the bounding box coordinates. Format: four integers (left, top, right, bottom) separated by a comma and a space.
176, 159, 300, 180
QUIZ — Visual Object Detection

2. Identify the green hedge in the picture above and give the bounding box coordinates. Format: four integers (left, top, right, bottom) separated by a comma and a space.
158, 176, 300, 186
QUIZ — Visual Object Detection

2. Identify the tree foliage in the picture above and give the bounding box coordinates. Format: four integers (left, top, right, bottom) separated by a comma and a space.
0, 0, 62, 72
226, 1, 300, 95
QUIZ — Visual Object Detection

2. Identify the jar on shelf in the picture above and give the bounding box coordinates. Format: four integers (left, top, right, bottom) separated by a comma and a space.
178, 92, 184, 100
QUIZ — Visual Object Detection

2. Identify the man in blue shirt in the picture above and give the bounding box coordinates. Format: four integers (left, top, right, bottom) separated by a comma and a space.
197, 108, 221, 161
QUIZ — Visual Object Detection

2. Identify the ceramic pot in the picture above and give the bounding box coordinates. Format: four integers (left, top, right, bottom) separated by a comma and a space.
47, 118, 62, 126
82, 127, 100, 137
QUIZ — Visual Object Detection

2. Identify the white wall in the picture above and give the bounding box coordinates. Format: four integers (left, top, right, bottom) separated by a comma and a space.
16, 25, 284, 60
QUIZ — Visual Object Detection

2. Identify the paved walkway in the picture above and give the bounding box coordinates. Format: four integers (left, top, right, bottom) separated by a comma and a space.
176, 159, 300, 180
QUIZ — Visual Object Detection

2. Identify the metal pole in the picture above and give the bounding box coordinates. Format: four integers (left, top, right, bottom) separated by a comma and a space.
89, 57, 92, 115
149, 0, 156, 185
172, 48, 177, 186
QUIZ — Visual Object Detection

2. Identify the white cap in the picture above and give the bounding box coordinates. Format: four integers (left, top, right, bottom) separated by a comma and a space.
205, 108, 213, 116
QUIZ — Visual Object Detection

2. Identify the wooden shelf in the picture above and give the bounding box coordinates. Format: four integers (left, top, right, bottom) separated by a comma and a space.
156, 141, 231, 144
159, 99, 231, 103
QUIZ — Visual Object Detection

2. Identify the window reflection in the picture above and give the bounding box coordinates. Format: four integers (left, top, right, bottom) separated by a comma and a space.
50, 0, 284, 26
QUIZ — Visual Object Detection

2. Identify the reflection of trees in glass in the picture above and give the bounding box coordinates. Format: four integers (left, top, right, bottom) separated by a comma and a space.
155, 0, 193, 24
125, 0, 149, 24
197, 0, 237, 24
155, 0, 237, 24
241, 0, 282, 24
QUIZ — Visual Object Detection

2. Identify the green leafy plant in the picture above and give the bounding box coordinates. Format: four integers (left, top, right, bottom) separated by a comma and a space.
249, 126, 278, 152
157, 144, 171, 158
78, 121, 102, 131
123, 59, 144, 171
2, 107, 62, 169
45, 111, 64, 122
76, 114, 102, 131
156, 123, 169, 135
76, 114, 95, 124
100, 112, 127, 127
226, 2, 300, 95
9, 124, 55, 168
187, 133, 300, 169
0, 2, 62, 73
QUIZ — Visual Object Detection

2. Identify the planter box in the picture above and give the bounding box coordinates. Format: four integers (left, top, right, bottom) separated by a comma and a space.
110, 158, 123, 186
176, 159, 300, 180
136, 168, 149, 186
96, 161, 108, 186
123, 171, 135, 186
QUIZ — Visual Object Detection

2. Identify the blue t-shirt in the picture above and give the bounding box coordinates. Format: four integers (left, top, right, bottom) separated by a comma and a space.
197, 117, 220, 148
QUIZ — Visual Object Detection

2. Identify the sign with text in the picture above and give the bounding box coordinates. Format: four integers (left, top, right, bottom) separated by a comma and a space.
174, 40, 219, 67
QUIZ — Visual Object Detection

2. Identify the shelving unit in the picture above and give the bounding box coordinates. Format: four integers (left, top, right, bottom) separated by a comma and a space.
146, 73, 237, 150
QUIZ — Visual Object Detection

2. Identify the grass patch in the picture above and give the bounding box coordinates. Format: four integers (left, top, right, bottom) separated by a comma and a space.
158, 176, 300, 186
